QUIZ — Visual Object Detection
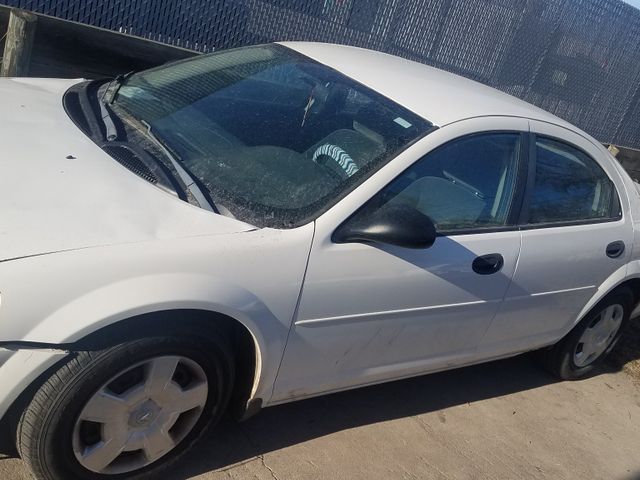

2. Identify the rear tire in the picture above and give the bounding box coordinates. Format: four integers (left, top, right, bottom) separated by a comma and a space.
17, 333, 234, 480
541, 288, 633, 380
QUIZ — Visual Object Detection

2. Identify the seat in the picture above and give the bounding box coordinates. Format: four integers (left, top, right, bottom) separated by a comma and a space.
305, 128, 385, 178
391, 176, 487, 229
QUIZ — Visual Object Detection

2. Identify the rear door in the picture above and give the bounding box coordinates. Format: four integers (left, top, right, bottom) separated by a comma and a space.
480, 120, 633, 356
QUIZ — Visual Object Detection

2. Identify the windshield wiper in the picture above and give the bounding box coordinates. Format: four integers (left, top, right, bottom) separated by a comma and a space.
95, 72, 136, 142
141, 120, 217, 213
99, 72, 135, 140
105, 71, 135, 104
98, 71, 134, 142
94, 75, 216, 213
98, 101, 119, 142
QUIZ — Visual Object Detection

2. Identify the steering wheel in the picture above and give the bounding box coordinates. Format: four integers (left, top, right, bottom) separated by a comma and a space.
312, 144, 359, 179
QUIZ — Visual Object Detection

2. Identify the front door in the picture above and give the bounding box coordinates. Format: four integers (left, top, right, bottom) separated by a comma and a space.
273, 125, 528, 402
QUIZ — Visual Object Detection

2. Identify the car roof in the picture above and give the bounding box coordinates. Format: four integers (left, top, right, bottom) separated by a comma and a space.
280, 42, 575, 130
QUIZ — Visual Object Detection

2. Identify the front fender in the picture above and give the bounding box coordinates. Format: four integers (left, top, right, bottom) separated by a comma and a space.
0, 226, 314, 405
0, 348, 69, 427
22, 273, 288, 400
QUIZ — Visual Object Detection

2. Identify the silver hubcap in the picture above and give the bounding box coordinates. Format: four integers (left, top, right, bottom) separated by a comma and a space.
574, 304, 624, 367
72, 356, 208, 475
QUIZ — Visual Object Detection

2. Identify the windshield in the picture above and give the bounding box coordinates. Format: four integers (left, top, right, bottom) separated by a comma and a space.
113, 44, 433, 228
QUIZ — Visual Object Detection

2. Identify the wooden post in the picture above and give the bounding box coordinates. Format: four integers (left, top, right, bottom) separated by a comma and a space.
1, 9, 37, 77
608, 144, 620, 158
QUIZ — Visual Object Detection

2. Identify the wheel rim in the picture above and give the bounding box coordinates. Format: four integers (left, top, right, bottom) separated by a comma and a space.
573, 304, 624, 368
72, 355, 208, 475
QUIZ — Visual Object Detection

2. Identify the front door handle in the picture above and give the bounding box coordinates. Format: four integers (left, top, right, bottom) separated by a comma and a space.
472, 253, 504, 275
606, 241, 625, 259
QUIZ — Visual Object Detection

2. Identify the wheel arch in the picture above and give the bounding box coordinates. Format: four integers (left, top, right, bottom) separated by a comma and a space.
0, 308, 266, 456
69, 309, 262, 416
573, 264, 640, 330
17, 273, 294, 400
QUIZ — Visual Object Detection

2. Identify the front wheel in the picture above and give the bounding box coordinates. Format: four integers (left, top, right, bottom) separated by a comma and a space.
542, 288, 633, 380
17, 334, 234, 480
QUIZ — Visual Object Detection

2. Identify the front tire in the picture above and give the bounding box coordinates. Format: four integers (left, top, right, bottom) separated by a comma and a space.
542, 288, 633, 380
17, 334, 234, 480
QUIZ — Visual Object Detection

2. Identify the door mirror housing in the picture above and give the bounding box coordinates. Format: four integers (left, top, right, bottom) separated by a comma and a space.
333, 204, 437, 249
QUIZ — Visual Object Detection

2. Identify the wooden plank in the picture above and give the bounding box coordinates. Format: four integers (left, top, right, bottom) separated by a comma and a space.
1, 8, 37, 77
613, 145, 640, 183
0, 5, 197, 79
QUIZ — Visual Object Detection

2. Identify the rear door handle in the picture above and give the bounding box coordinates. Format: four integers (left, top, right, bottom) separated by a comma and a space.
472, 253, 504, 275
606, 241, 625, 259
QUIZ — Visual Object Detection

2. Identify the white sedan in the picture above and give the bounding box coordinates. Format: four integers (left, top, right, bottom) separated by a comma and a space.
1, 42, 638, 480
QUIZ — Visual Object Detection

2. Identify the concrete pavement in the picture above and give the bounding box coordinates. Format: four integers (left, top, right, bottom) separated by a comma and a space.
2, 355, 640, 479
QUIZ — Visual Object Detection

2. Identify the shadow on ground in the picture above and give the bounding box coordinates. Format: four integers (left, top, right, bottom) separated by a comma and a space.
610, 318, 640, 379
168, 328, 640, 480
168, 354, 560, 479
174, 318, 640, 478
166, 321, 640, 480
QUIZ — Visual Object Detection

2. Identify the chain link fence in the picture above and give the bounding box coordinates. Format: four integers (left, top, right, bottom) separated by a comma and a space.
4, 0, 640, 148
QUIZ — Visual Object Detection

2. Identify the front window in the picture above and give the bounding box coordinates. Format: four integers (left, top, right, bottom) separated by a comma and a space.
112, 45, 433, 228
367, 133, 523, 232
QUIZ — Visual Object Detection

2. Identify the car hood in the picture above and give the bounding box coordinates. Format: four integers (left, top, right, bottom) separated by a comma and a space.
0, 78, 254, 262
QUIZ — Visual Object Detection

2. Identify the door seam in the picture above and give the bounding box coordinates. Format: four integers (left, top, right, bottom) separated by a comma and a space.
475, 229, 524, 347
266, 221, 317, 403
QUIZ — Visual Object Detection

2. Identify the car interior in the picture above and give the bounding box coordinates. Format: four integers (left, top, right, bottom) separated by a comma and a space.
383, 134, 521, 231
139, 58, 429, 219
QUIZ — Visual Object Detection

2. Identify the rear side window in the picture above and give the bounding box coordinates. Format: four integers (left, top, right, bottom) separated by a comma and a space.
528, 138, 620, 224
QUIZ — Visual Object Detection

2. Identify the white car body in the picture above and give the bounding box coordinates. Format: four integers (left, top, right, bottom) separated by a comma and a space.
1, 42, 640, 424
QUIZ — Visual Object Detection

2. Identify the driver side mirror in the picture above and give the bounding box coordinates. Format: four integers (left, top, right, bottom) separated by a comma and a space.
333, 203, 437, 249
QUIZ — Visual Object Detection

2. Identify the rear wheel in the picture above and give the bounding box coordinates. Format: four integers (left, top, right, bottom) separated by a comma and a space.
542, 288, 633, 380
17, 334, 234, 480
